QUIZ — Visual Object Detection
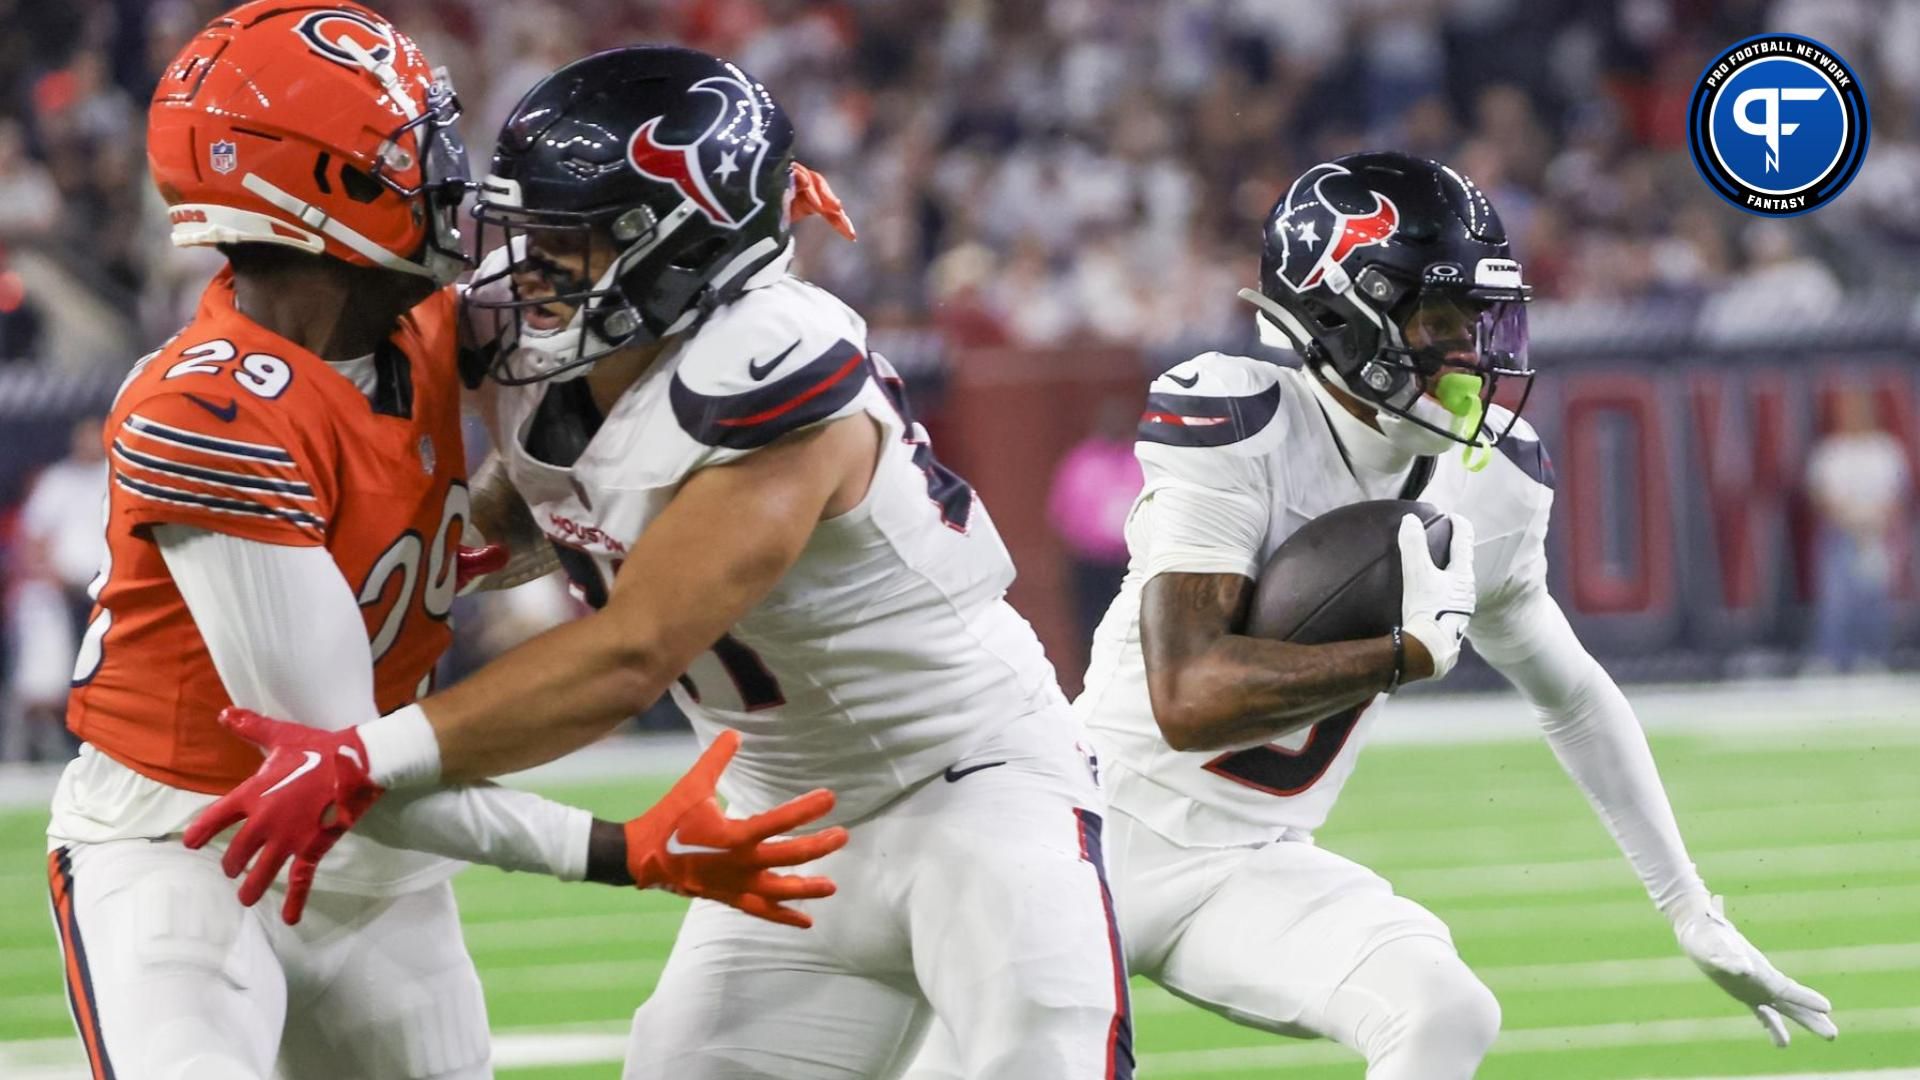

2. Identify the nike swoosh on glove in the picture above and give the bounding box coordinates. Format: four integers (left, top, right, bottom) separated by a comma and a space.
625, 730, 849, 929
1674, 893, 1838, 1046
183, 709, 384, 925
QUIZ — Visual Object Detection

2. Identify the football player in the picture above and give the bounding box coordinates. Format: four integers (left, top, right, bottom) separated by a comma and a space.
183, 45, 1134, 1080
908, 152, 1835, 1078
53, 7, 840, 1079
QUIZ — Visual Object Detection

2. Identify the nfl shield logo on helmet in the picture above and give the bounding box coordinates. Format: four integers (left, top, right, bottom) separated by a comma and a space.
209, 140, 238, 175
417, 434, 436, 475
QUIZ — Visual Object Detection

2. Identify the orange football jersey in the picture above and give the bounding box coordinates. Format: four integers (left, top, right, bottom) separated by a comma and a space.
68, 268, 471, 794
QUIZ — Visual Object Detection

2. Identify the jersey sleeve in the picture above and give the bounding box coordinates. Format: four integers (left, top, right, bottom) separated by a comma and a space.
667, 281, 878, 469
108, 390, 333, 546
1467, 415, 1557, 647
1127, 353, 1283, 581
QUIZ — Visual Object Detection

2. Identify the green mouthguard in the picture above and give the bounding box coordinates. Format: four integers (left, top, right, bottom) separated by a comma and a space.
1434, 372, 1492, 472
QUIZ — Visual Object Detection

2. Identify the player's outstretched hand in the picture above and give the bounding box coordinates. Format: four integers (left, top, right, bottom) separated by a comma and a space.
625, 730, 848, 929
1398, 513, 1476, 681
1674, 893, 1838, 1046
182, 708, 384, 925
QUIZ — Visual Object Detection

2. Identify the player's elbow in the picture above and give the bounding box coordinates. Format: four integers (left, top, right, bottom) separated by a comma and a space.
595, 627, 678, 716
1150, 692, 1219, 753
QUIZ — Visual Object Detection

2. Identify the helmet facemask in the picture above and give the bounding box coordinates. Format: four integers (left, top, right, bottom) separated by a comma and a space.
463, 176, 784, 387
1244, 257, 1534, 464
369, 69, 473, 285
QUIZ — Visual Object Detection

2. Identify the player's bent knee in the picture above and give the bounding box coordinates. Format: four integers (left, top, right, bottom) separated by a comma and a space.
1325, 936, 1500, 1080
1398, 967, 1501, 1064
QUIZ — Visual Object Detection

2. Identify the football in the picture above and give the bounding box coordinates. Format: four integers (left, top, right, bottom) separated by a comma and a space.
1243, 499, 1454, 645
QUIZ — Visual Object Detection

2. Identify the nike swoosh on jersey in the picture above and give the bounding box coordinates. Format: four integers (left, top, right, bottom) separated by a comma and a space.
943, 760, 1008, 783
1165, 371, 1200, 389
184, 394, 240, 423
262, 750, 322, 797
664, 831, 733, 856
746, 340, 801, 381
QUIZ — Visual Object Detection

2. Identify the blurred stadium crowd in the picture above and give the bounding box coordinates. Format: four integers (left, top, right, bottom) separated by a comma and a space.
1, 0, 1916, 757
3, 0, 1920, 364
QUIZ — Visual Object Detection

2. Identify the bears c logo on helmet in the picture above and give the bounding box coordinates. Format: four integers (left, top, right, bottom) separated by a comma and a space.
293, 9, 397, 69
1271, 162, 1400, 295
627, 73, 774, 230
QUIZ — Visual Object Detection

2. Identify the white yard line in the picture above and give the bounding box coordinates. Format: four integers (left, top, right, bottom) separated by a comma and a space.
1392, 837, 1920, 899
1126, 940, 1920, 1014
5, 1006, 1916, 1078
1135, 1006, 1920, 1073
1653, 1072, 1920, 1080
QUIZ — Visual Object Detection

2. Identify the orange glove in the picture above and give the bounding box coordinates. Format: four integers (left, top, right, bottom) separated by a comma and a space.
626, 730, 848, 928
791, 162, 857, 242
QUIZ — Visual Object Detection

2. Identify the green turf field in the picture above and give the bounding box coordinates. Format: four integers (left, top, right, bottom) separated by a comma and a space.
4, 727, 1917, 1078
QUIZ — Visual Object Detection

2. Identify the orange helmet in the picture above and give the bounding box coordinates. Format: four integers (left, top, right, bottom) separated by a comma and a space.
148, 1, 471, 285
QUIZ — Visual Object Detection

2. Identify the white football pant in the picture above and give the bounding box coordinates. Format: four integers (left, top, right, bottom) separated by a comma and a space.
47, 838, 491, 1080
904, 809, 1499, 1079
623, 713, 1133, 1079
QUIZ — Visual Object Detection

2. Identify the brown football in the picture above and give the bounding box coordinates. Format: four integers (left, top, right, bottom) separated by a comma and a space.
1244, 500, 1453, 645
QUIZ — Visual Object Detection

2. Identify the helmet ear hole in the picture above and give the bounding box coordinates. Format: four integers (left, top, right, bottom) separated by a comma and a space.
341, 164, 384, 204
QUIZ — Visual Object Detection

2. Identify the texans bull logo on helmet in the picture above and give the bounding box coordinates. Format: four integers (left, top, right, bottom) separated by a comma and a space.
1271, 162, 1400, 294
627, 72, 776, 230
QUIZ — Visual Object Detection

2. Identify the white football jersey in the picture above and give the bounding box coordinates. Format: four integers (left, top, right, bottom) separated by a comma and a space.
493, 263, 1064, 825
1083, 353, 1556, 847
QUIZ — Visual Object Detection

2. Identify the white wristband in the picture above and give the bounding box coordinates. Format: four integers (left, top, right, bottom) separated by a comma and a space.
359, 704, 443, 788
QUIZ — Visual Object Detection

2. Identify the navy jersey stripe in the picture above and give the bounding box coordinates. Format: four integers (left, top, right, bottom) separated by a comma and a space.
123, 414, 297, 463
1497, 432, 1556, 489
111, 440, 315, 497
1136, 383, 1281, 448
114, 472, 325, 530
670, 340, 869, 450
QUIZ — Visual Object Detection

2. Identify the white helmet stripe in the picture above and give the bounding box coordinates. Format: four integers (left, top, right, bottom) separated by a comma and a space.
241, 173, 436, 279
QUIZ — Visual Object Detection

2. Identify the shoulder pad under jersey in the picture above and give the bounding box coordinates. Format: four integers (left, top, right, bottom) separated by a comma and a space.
1488, 406, 1555, 492
668, 278, 873, 451
1137, 352, 1284, 449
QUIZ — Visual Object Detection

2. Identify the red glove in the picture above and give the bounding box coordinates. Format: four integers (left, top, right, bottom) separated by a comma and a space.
627, 730, 849, 928
182, 708, 384, 924
455, 542, 510, 594
790, 162, 857, 242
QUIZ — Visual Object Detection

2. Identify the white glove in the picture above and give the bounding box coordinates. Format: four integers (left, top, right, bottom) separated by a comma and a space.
1674, 893, 1837, 1046
1398, 513, 1475, 680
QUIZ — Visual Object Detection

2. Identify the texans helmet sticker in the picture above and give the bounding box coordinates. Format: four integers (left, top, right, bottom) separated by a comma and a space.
292, 9, 397, 68
1271, 162, 1400, 294
627, 73, 774, 230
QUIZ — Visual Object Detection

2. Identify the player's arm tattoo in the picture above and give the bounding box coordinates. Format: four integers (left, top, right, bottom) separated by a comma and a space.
1139, 572, 1397, 753
467, 453, 559, 589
